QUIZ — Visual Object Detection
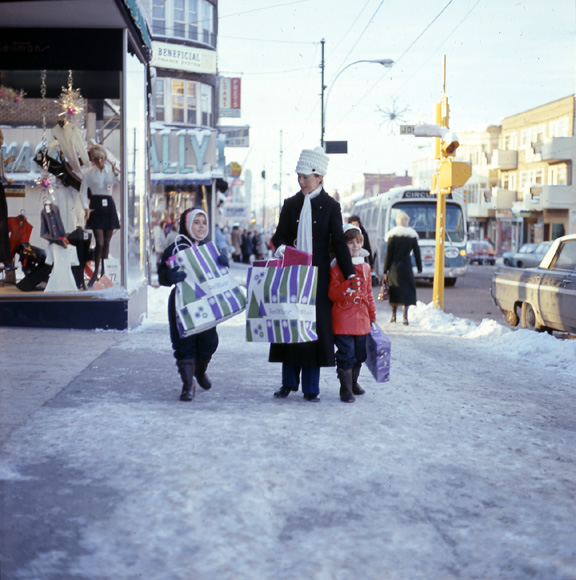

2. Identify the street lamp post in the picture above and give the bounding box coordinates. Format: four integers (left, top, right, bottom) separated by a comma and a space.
321, 58, 394, 147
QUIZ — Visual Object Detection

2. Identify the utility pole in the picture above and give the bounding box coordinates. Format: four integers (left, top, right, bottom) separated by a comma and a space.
320, 38, 325, 147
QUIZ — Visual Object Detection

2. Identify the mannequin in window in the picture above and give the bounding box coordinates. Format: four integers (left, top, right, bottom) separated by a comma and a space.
80, 145, 120, 287
0, 129, 16, 283
51, 118, 90, 186
40, 199, 78, 292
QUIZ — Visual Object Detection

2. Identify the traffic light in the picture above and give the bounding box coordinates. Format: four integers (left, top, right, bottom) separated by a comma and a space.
438, 158, 472, 190
440, 131, 459, 157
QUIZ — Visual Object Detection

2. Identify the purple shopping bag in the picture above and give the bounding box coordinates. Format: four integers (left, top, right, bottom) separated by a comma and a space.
365, 323, 391, 382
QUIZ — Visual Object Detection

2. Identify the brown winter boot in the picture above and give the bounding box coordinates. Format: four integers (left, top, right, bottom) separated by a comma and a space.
195, 358, 212, 390
337, 368, 355, 403
403, 305, 409, 326
352, 365, 365, 395
177, 359, 196, 401
390, 306, 397, 323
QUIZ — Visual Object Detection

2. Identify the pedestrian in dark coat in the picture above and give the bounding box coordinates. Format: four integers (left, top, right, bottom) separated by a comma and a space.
383, 211, 422, 325
271, 146, 355, 402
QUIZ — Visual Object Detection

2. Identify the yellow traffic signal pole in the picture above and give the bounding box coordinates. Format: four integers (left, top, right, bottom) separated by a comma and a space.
432, 62, 449, 310
430, 58, 471, 308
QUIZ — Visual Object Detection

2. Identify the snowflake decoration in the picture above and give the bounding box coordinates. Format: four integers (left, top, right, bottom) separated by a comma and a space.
35, 170, 55, 195
56, 81, 84, 118
376, 98, 410, 135
0, 85, 25, 107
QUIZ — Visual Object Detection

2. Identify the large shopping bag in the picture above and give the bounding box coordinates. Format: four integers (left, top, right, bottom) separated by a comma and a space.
365, 323, 391, 382
171, 239, 246, 337
245, 264, 318, 343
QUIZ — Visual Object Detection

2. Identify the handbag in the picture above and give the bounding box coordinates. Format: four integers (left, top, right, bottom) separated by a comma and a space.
378, 277, 390, 301
245, 262, 318, 343
365, 322, 391, 382
171, 237, 246, 337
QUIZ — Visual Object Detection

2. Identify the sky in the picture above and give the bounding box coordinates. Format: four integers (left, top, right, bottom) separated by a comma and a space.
216, 0, 576, 204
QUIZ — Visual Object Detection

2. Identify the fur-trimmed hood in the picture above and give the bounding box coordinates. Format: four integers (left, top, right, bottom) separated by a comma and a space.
385, 225, 419, 242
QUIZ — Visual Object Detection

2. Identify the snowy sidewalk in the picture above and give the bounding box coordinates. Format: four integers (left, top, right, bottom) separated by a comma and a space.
1, 292, 576, 579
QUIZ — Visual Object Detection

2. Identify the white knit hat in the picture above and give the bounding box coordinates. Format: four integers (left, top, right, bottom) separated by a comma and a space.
295, 146, 329, 176
343, 223, 361, 234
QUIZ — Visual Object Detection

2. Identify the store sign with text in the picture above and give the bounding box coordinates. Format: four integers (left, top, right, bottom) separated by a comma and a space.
219, 77, 241, 118
149, 127, 219, 175
151, 41, 217, 74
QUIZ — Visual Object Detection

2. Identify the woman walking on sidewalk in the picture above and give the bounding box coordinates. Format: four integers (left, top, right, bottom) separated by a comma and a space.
383, 211, 422, 325
270, 146, 355, 402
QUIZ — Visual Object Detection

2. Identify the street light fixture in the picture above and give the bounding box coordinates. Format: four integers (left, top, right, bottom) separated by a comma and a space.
321, 58, 394, 147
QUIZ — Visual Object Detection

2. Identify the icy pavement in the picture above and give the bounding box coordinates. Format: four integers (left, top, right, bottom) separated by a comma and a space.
1, 288, 576, 579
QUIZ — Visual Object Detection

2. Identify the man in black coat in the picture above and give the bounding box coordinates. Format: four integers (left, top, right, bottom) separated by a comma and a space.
270, 147, 355, 402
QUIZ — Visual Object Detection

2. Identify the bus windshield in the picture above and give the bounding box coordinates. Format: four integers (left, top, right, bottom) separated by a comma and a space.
390, 202, 466, 243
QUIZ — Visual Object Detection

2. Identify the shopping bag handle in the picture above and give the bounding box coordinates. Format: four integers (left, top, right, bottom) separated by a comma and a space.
172, 234, 194, 255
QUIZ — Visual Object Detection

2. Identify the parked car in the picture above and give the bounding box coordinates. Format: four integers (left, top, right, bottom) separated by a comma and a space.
501, 241, 552, 268
491, 234, 576, 334
466, 240, 495, 265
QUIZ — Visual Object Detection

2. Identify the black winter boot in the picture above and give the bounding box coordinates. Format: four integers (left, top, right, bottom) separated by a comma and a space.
337, 368, 355, 403
177, 359, 196, 401
403, 305, 409, 326
390, 306, 397, 323
195, 358, 212, 390
352, 365, 365, 395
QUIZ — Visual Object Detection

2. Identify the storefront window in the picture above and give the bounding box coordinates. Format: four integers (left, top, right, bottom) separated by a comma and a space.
1, 66, 124, 294
125, 52, 149, 292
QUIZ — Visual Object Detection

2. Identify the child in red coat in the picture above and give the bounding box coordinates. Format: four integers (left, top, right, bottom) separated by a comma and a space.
328, 224, 376, 402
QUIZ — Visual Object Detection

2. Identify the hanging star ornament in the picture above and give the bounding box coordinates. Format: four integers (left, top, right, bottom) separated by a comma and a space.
0, 85, 25, 106
56, 83, 84, 118
35, 170, 56, 195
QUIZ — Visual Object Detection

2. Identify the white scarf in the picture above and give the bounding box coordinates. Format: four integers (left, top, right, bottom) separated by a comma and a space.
296, 184, 322, 253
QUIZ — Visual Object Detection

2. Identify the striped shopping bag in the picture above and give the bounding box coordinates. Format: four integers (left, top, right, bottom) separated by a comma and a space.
172, 240, 246, 337
245, 264, 318, 343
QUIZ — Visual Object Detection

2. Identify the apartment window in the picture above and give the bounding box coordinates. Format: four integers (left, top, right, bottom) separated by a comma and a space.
549, 164, 569, 185
188, 0, 198, 41
155, 0, 215, 46
200, 83, 212, 126
155, 78, 212, 126
155, 78, 165, 121
503, 133, 517, 150
172, 80, 185, 123
152, 1, 166, 35
174, 0, 186, 37
549, 117, 570, 137
202, 1, 215, 45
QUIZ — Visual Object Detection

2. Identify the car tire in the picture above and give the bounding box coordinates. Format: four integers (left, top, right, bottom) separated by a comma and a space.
504, 258, 511, 266
517, 261, 523, 268
521, 302, 540, 331
445, 277, 457, 287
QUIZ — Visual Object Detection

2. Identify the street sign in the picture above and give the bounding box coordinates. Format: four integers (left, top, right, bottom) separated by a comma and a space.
325, 141, 348, 154
399, 125, 415, 135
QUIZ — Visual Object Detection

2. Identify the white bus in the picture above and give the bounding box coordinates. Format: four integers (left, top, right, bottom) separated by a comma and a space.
352, 186, 467, 286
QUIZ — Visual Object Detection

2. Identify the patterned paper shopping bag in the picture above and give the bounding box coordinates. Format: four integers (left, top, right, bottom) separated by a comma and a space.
172, 240, 246, 337
245, 264, 318, 343
365, 323, 391, 382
